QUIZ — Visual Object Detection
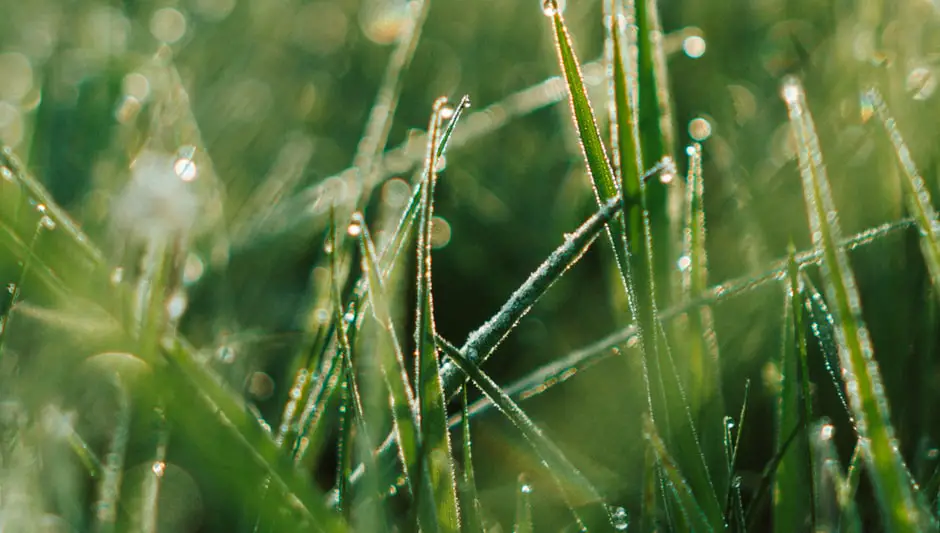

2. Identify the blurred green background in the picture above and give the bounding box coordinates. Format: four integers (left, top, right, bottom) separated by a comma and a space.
1, 0, 940, 530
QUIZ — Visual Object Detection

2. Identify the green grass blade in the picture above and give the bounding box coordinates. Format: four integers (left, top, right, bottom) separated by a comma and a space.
640, 444, 659, 532
459, 387, 485, 533
355, 214, 439, 530
643, 417, 715, 533
631, 0, 678, 300
514, 474, 534, 533
864, 88, 940, 297
413, 98, 461, 532
436, 337, 606, 523
773, 249, 814, 533
92, 384, 131, 533
544, 0, 630, 292
811, 421, 862, 533
782, 77, 929, 532
440, 195, 623, 392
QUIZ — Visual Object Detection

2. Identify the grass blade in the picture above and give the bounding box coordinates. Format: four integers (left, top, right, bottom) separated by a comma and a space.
436, 337, 606, 524
811, 421, 862, 533
459, 387, 485, 533
514, 474, 534, 533
413, 98, 461, 532
644, 417, 714, 533
773, 249, 814, 532
355, 214, 439, 530
782, 77, 929, 531
544, 0, 631, 292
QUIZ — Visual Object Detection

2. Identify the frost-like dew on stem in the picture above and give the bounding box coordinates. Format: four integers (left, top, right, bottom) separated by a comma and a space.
782, 77, 928, 531
515, 474, 534, 533
864, 88, 940, 295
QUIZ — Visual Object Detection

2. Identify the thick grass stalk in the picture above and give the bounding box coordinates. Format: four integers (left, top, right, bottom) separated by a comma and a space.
782, 77, 929, 532
413, 97, 461, 532
864, 88, 940, 296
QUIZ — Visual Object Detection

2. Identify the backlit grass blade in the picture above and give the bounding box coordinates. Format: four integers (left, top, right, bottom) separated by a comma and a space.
514, 474, 534, 533
640, 444, 658, 533
782, 77, 929, 531
811, 421, 862, 533
355, 214, 439, 530
459, 387, 484, 533
439, 194, 623, 392
436, 337, 606, 523
413, 98, 461, 532
773, 249, 814, 533
802, 274, 851, 417
544, 0, 631, 292
644, 417, 714, 533
456, 214, 922, 426
139, 413, 169, 533
631, 0, 678, 300
864, 88, 940, 296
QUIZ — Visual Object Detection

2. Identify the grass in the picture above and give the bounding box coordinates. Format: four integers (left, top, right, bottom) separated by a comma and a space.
1, 0, 940, 531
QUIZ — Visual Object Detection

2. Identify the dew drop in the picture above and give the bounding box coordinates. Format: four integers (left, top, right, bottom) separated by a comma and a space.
39, 215, 56, 230
347, 212, 364, 237
676, 255, 692, 271
682, 35, 706, 59
819, 423, 835, 441
152, 461, 166, 477
688, 117, 712, 141
343, 311, 356, 323
440, 106, 456, 120
609, 506, 629, 530
216, 345, 236, 364
6, 283, 15, 294
110, 267, 124, 285
314, 308, 330, 324
541, 0, 564, 16
173, 157, 198, 182
166, 291, 188, 320
0, 167, 13, 181
520, 484, 533, 494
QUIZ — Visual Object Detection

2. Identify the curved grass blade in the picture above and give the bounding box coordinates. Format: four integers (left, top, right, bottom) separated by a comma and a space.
783, 78, 930, 532
864, 88, 940, 295
544, 0, 630, 293
139, 412, 169, 533
773, 250, 814, 533
643, 417, 714, 533
514, 474, 533, 533
413, 98, 461, 532
437, 337, 605, 524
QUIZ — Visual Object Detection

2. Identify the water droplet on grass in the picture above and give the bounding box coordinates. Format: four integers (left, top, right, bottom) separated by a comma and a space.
520, 483, 533, 494
682, 35, 706, 58
173, 157, 198, 182
609, 506, 629, 530
152, 461, 166, 477
541, 0, 563, 16
347, 212, 364, 236
907, 67, 937, 101
110, 267, 124, 285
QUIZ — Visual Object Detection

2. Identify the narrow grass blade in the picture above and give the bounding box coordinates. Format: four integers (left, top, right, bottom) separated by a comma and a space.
544, 0, 631, 292
456, 214, 920, 427
413, 98, 461, 532
514, 474, 534, 533
0, 216, 48, 357
640, 444, 659, 532
811, 421, 862, 533
643, 417, 714, 533
437, 337, 606, 522
773, 249, 814, 533
782, 78, 929, 531
459, 388, 485, 533
93, 385, 131, 533
355, 214, 439, 530
139, 413, 169, 533
864, 88, 940, 295
801, 274, 851, 416
631, 0, 678, 300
